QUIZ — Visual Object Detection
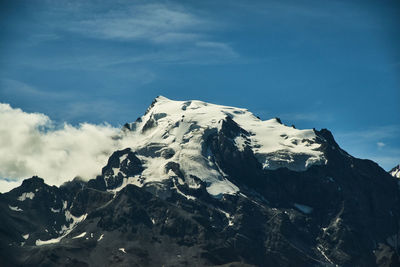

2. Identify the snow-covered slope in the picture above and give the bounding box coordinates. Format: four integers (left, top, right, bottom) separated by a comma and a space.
113, 96, 327, 197
390, 165, 400, 178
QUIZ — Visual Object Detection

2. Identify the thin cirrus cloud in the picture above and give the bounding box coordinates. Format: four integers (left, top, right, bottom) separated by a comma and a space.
0, 79, 70, 99
0, 103, 135, 193
63, 3, 238, 64
336, 125, 400, 141
18, 3, 238, 70
69, 4, 208, 43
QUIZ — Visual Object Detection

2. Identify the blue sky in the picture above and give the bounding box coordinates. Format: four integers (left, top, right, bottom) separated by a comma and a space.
0, 0, 399, 170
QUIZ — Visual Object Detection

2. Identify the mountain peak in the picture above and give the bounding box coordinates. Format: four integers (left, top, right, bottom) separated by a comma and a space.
154, 95, 171, 102
20, 176, 44, 188
113, 97, 329, 198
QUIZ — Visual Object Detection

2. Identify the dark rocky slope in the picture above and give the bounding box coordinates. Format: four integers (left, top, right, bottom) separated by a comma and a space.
1, 98, 399, 267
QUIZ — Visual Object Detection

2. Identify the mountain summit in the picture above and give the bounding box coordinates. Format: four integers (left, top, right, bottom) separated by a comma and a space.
111, 95, 327, 197
1, 97, 399, 267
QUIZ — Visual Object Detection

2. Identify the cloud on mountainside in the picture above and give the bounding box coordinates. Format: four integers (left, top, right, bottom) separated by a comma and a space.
0, 100, 398, 193
0, 103, 128, 192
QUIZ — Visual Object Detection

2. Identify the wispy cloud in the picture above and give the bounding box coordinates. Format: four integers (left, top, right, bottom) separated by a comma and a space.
336, 125, 400, 141
377, 141, 385, 148
0, 79, 69, 99
233, 1, 382, 31
62, 100, 130, 123
280, 112, 326, 122
63, 3, 238, 65
195, 41, 238, 57
70, 4, 207, 43
274, 110, 335, 127
14, 2, 238, 71
26, 33, 60, 47
19, 44, 239, 71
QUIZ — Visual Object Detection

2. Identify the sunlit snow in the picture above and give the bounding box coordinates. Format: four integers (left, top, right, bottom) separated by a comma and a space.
36, 211, 87, 246
9, 205, 23, 212
17, 192, 35, 201
113, 96, 326, 197
97, 234, 104, 241
390, 165, 400, 178
72, 232, 86, 239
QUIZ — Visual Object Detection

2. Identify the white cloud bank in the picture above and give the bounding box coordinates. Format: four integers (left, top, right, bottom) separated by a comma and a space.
0, 103, 129, 193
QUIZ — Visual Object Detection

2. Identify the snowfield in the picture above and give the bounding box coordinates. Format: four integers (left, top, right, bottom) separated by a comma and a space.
112, 96, 327, 197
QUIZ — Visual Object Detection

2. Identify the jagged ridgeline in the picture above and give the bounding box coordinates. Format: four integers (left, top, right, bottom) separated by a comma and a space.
1, 96, 399, 267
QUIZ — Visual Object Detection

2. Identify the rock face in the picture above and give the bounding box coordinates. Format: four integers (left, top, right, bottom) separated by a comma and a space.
1, 96, 400, 267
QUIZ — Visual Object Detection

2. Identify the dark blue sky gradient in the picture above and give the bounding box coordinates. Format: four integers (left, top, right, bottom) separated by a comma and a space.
0, 0, 399, 169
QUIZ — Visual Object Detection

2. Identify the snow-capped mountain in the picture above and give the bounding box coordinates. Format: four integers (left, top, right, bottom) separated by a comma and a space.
105, 96, 327, 197
390, 165, 400, 178
1, 96, 399, 267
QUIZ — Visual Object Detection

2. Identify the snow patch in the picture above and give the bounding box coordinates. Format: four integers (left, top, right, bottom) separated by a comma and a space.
112, 168, 120, 175
72, 232, 86, 239
22, 234, 29, 240
50, 207, 60, 213
119, 248, 127, 254
390, 165, 400, 178
119, 153, 128, 163
35, 238, 60, 246
98, 234, 104, 241
9, 205, 23, 212
206, 179, 239, 197
107, 175, 143, 193
171, 179, 196, 201
218, 209, 234, 226
234, 136, 247, 152
317, 245, 334, 264
17, 192, 35, 201
36, 211, 87, 246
